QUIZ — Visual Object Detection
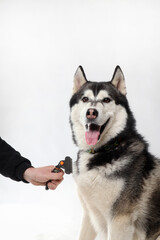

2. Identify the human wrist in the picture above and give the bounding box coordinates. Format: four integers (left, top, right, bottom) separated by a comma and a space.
23, 167, 34, 183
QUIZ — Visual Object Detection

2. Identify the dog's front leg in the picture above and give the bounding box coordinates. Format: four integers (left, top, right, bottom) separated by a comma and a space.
77, 190, 97, 240
78, 212, 96, 240
108, 216, 135, 240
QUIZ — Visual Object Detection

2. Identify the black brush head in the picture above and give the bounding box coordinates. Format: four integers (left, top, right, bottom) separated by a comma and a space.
64, 156, 72, 174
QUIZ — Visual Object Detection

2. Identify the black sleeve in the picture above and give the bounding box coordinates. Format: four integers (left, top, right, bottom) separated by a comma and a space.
0, 137, 32, 182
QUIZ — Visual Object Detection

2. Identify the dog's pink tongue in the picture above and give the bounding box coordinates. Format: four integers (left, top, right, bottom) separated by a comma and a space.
85, 131, 100, 145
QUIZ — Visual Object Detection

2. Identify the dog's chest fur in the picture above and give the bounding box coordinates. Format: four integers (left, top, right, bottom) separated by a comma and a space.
73, 151, 125, 222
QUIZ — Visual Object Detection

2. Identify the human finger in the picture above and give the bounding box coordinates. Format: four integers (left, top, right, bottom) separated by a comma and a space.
47, 181, 58, 190
52, 177, 64, 185
48, 170, 64, 181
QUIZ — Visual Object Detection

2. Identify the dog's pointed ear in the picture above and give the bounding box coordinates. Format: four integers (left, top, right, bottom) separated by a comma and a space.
73, 66, 87, 94
111, 66, 127, 95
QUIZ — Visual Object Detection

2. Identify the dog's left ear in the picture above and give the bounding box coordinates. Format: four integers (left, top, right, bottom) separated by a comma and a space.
111, 66, 127, 95
73, 66, 87, 94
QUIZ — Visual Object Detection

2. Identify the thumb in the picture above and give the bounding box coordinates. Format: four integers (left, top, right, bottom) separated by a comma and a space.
48, 169, 64, 180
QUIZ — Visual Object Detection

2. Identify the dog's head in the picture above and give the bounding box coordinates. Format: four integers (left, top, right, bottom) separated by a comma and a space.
70, 66, 130, 150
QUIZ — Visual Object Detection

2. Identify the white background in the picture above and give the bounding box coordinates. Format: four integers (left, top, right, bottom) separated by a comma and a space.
0, 0, 160, 239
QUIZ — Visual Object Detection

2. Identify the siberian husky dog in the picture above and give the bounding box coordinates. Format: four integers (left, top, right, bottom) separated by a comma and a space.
69, 66, 160, 240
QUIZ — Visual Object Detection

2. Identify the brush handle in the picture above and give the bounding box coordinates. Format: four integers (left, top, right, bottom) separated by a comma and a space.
45, 156, 72, 190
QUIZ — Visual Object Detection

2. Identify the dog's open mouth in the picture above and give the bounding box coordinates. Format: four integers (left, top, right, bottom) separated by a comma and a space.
85, 119, 110, 145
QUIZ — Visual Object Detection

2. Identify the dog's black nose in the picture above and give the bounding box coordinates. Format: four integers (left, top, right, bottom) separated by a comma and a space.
86, 108, 98, 119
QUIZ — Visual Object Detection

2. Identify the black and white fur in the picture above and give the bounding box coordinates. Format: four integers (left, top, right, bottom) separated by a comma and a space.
70, 66, 160, 240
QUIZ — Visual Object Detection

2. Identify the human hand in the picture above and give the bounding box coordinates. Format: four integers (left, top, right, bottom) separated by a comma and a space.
23, 166, 64, 190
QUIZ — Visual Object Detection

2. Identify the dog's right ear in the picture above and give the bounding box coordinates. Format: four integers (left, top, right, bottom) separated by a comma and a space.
73, 66, 87, 94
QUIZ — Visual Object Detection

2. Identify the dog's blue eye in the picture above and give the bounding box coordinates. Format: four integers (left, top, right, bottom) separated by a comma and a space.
82, 97, 89, 103
103, 98, 111, 103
